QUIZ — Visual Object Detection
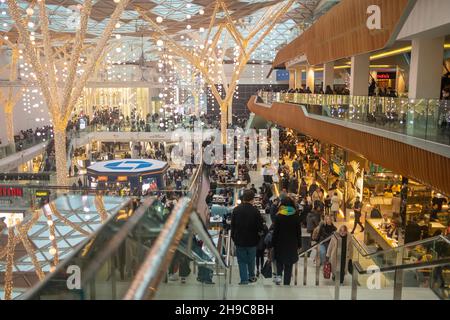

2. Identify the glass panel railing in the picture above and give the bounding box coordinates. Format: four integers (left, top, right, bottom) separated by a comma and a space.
351, 236, 450, 300
20, 197, 172, 300
0, 192, 133, 300
353, 235, 450, 271
351, 257, 450, 300
152, 217, 228, 300
258, 92, 450, 146
0, 134, 52, 160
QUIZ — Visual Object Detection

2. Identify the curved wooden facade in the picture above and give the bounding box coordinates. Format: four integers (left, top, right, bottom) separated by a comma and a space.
248, 96, 450, 196
273, 0, 415, 68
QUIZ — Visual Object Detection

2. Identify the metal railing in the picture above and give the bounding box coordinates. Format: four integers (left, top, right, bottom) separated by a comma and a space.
296, 235, 333, 287
123, 159, 229, 300
350, 235, 450, 300
259, 91, 450, 146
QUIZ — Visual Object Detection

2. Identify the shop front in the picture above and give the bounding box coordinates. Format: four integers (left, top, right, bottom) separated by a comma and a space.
362, 165, 449, 249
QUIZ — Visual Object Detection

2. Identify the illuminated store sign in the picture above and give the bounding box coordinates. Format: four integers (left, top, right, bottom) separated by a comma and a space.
376, 72, 396, 80
0, 187, 23, 197
35, 190, 50, 198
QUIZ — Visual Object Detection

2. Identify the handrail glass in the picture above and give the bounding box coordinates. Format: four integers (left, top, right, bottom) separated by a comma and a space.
351, 235, 450, 300
258, 91, 450, 146
21, 197, 175, 300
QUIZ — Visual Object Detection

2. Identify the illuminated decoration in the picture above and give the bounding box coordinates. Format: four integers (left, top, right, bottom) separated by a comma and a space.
3, 227, 16, 300
94, 195, 109, 222
136, 0, 296, 143
17, 224, 45, 281
5, 0, 131, 185
0, 41, 22, 145
49, 203, 90, 236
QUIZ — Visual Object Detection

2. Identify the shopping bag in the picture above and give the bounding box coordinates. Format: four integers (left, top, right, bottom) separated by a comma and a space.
323, 261, 332, 279
261, 260, 272, 279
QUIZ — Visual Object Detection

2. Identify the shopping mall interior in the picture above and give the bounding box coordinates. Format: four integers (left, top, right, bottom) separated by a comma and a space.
0, 0, 449, 303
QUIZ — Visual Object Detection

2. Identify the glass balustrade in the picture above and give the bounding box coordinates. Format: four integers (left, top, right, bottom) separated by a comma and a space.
259, 92, 450, 145
351, 236, 450, 300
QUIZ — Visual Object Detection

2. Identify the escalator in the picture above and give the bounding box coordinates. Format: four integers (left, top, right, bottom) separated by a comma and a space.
20, 162, 229, 300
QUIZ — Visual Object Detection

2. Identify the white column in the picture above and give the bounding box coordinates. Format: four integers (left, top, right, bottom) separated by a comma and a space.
295, 68, 303, 88
408, 37, 445, 99
306, 66, 315, 93
350, 53, 370, 96
288, 69, 296, 89
323, 61, 335, 91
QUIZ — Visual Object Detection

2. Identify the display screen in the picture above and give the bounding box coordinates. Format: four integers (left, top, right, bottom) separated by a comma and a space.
142, 178, 158, 193
276, 70, 290, 81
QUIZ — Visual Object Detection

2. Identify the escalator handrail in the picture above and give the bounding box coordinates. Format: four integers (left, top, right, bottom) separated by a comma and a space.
124, 158, 229, 300
190, 209, 228, 269
123, 196, 194, 300
81, 197, 156, 283
20, 196, 134, 300
354, 257, 450, 275
298, 235, 333, 257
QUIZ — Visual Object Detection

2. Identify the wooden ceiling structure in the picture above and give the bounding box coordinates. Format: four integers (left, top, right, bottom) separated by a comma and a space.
273, 0, 417, 68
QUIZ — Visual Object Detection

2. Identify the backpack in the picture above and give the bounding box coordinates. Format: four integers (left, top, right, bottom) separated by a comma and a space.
312, 222, 322, 242
264, 230, 273, 248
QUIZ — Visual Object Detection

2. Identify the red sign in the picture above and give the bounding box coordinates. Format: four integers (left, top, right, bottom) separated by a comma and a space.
0, 187, 23, 197
376, 72, 396, 80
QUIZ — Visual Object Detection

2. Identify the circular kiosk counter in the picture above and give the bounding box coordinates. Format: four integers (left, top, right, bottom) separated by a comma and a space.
87, 159, 169, 193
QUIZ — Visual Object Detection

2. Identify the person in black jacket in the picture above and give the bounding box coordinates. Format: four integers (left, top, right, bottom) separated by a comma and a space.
272, 197, 302, 285
231, 190, 264, 285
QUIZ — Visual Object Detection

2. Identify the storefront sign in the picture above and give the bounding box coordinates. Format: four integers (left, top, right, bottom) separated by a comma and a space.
376, 72, 396, 80
117, 176, 128, 182
0, 187, 23, 197
35, 190, 50, 198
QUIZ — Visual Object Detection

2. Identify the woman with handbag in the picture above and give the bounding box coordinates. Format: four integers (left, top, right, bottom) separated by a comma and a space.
326, 225, 353, 284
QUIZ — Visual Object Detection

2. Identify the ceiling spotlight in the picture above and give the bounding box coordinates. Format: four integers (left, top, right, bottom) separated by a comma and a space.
26, 8, 34, 16
113, 0, 121, 3
28, 21, 34, 28
115, 22, 121, 28
186, 14, 191, 19
156, 16, 163, 23
186, 24, 191, 30
199, 9, 204, 15
199, 27, 205, 33
115, 34, 121, 39
116, 47, 122, 53
157, 39, 164, 47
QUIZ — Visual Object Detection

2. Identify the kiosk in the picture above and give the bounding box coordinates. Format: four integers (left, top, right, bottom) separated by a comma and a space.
87, 159, 169, 193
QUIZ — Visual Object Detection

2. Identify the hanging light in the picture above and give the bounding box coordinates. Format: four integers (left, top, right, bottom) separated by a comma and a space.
156, 16, 163, 23
26, 7, 34, 15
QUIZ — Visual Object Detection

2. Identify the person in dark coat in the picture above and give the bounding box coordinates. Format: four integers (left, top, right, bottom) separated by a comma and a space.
272, 197, 302, 285
299, 178, 308, 198
231, 190, 264, 285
